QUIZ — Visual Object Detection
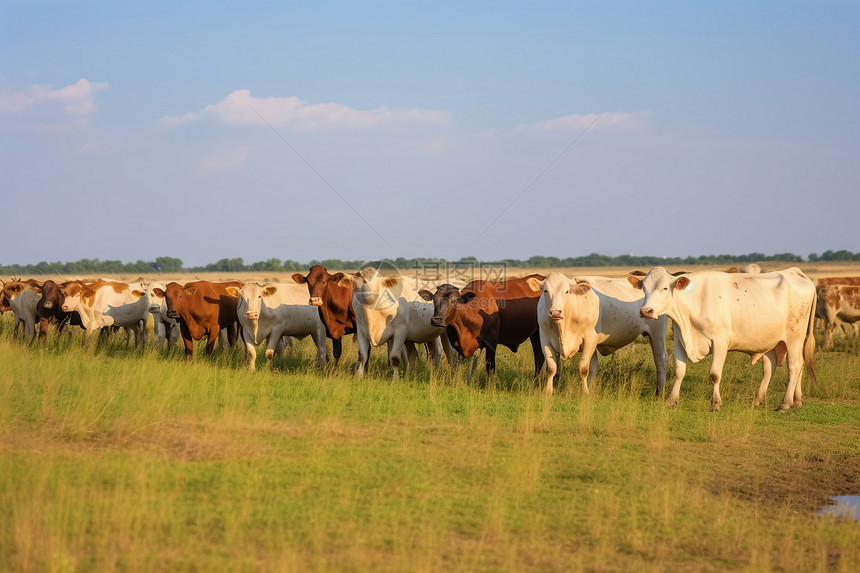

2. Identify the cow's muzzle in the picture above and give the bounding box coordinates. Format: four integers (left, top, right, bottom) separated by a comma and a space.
309, 297, 323, 307
61, 304, 71, 312
167, 310, 179, 319
43, 301, 54, 309
148, 304, 160, 312
640, 307, 656, 319
245, 311, 259, 320
430, 317, 445, 328
549, 309, 563, 320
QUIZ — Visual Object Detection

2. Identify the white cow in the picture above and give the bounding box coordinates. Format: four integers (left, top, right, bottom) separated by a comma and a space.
351, 268, 454, 378
1, 280, 42, 341
145, 281, 181, 349
532, 273, 669, 395
229, 282, 327, 370
61, 281, 149, 347
630, 267, 816, 411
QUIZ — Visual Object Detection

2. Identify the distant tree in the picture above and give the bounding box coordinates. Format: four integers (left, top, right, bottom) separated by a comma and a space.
155, 256, 183, 272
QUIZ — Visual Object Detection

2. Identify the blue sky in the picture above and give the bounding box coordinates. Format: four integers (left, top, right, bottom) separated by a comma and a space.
2, 1, 858, 267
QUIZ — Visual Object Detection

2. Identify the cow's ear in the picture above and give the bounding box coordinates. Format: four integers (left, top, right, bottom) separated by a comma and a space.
725, 266, 740, 274
131, 290, 145, 298
629, 269, 646, 277
627, 275, 643, 289
675, 276, 691, 291
291, 273, 307, 284
262, 286, 277, 297
153, 288, 164, 297
336, 275, 354, 288
185, 285, 196, 295
382, 276, 400, 289
572, 283, 592, 296
417, 289, 433, 301
226, 286, 240, 298
458, 292, 477, 304
526, 277, 543, 293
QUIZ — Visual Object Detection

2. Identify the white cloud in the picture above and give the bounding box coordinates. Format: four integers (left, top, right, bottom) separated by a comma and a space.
161, 89, 452, 131
195, 145, 252, 175
515, 111, 652, 133
0, 79, 108, 116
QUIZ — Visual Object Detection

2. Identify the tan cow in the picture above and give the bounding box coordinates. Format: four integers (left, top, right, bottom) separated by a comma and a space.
818, 285, 860, 350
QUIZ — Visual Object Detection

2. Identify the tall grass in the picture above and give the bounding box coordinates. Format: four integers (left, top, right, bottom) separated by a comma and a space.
1, 316, 859, 572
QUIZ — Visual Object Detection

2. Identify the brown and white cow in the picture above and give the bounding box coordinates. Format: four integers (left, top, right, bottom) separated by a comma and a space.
818, 285, 860, 350
630, 267, 816, 411
229, 282, 327, 370
60, 280, 150, 347
533, 273, 669, 395
418, 274, 545, 377
157, 280, 242, 358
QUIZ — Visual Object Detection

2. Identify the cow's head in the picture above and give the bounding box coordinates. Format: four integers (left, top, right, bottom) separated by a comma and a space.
60, 282, 94, 313
146, 282, 168, 313
417, 284, 473, 328
292, 265, 353, 307
38, 280, 63, 310
534, 273, 591, 321
231, 283, 278, 321
163, 282, 190, 319
628, 267, 690, 319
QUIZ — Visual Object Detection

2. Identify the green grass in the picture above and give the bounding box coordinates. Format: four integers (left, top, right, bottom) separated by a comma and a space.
2, 317, 860, 572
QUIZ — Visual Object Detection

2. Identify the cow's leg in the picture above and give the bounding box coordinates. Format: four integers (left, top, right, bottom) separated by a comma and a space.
529, 330, 545, 379
355, 333, 370, 378
427, 338, 443, 370
709, 344, 728, 412
578, 340, 598, 396
243, 328, 258, 371
754, 349, 777, 407
484, 342, 497, 376
779, 345, 805, 411
543, 344, 558, 395
440, 333, 457, 369
205, 326, 220, 355
311, 330, 327, 367
588, 352, 600, 386
389, 334, 409, 378
332, 337, 343, 365
39, 318, 49, 345
824, 314, 835, 350
668, 340, 688, 405
648, 333, 669, 397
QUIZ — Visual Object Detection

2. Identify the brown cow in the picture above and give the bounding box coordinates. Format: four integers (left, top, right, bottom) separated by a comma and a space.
418, 274, 546, 377
291, 265, 358, 365
157, 280, 243, 358
818, 284, 860, 350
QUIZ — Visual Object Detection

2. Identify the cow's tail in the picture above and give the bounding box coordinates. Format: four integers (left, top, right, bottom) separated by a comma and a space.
803, 287, 817, 385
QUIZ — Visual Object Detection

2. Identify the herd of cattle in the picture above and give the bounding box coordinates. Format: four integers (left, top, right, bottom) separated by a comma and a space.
2, 264, 859, 411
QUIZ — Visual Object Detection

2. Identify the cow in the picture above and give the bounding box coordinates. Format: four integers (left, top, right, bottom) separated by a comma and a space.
532, 272, 669, 396
418, 274, 546, 377
60, 280, 150, 347
818, 285, 860, 350
630, 267, 817, 411
1, 280, 42, 341
350, 268, 454, 378
229, 282, 327, 370
291, 265, 356, 365
35, 279, 83, 344
814, 277, 860, 335
144, 281, 181, 349
157, 280, 242, 358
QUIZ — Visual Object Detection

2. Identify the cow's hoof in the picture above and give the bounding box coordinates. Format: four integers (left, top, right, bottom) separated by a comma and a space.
776, 403, 792, 412
709, 404, 721, 412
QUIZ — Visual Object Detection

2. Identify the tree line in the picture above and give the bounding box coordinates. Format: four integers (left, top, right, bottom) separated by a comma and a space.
2, 250, 859, 276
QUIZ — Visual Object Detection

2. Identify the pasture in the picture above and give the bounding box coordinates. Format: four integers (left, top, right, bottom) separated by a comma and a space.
2, 266, 860, 572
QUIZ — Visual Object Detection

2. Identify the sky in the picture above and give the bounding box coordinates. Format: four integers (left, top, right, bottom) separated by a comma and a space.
1, 1, 858, 267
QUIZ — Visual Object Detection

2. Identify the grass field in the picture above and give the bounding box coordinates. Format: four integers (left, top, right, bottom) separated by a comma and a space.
2, 266, 860, 572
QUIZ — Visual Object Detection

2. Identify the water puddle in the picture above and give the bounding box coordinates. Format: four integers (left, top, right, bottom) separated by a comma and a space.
818, 496, 860, 520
